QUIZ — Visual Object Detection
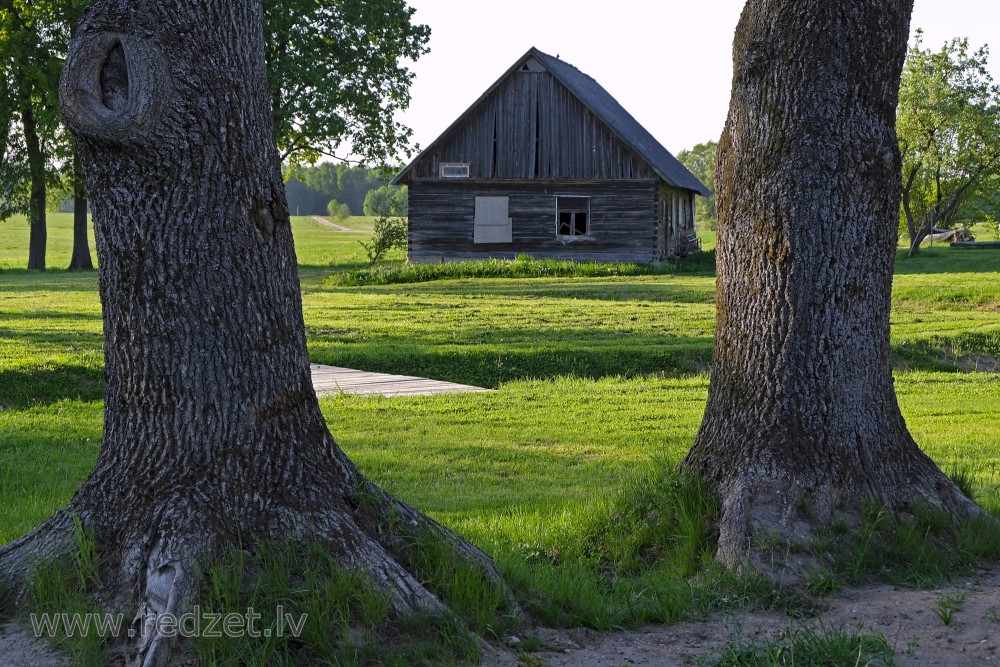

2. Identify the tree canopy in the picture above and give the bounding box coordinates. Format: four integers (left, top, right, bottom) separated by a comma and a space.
898, 30, 1000, 254
0, 0, 86, 268
1, 0, 428, 268
263, 0, 430, 169
284, 162, 389, 216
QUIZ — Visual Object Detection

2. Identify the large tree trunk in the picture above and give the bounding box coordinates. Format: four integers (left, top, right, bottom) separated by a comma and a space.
67, 150, 94, 271
0, 1, 501, 664
21, 105, 46, 271
682, 0, 980, 572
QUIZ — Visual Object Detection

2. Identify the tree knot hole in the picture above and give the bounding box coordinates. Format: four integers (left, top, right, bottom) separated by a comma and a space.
253, 206, 276, 239
101, 42, 130, 112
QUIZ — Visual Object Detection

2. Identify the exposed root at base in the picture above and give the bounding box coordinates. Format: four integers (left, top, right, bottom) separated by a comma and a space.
0, 488, 513, 667
708, 474, 990, 586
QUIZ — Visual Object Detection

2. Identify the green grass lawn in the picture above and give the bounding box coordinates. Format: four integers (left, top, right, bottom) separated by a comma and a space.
1, 213, 999, 651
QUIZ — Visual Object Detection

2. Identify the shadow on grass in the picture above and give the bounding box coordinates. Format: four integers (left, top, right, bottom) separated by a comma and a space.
0, 366, 104, 408
892, 333, 1000, 372
893, 247, 1000, 275
349, 280, 717, 305
309, 340, 715, 388
0, 311, 103, 322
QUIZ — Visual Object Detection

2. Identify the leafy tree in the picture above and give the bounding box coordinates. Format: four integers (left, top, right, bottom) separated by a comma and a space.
683, 0, 979, 571
677, 141, 717, 228
898, 31, 1000, 255
285, 163, 387, 215
326, 199, 351, 220
336, 164, 384, 214
363, 184, 407, 217
263, 0, 430, 168
2, 0, 426, 268
0, 90, 28, 221
0, 0, 86, 270
0, 3, 498, 666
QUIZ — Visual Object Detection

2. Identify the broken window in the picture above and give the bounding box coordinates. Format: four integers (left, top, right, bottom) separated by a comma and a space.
556, 196, 590, 237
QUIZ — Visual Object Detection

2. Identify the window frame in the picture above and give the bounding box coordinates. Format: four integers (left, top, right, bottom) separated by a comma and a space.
439, 162, 471, 178
555, 195, 592, 239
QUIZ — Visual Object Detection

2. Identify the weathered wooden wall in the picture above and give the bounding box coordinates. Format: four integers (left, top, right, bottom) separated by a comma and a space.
658, 185, 697, 259
408, 180, 659, 263
410, 65, 657, 181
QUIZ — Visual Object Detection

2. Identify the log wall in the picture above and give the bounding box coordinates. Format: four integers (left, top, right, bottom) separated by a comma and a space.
407, 180, 661, 263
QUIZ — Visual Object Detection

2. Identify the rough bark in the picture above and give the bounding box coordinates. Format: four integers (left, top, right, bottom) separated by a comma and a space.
0, 1, 503, 664
682, 0, 981, 573
21, 105, 46, 271
67, 151, 94, 271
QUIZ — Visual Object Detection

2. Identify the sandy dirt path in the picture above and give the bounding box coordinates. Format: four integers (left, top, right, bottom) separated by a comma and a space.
310, 215, 366, 233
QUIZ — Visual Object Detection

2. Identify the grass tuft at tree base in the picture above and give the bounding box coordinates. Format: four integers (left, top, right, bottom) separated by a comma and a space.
28, 517, 108, 667
193, 538, 487, 666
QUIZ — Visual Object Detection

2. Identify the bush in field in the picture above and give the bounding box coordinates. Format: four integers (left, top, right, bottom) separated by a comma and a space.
327, 199, 352, 221
359, 193, 407, 267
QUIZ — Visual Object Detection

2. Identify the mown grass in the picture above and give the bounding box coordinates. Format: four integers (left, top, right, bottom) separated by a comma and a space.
2, 215, 999, 660
0, 213, 98, 271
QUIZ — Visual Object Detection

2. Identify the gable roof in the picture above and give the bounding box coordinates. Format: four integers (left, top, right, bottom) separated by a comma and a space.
393, 47, 710, 196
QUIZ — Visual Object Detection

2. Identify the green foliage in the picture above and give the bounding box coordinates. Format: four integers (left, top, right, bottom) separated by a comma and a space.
0, 0, 84, 219
932, 591, 965, 626
285, 162, 389, 216
803, 501, 1000, 591
263, 0, 429, 167
576, 469, 718, 576
804, 570, 840, 596
3, 223, 1000, 650
709, 623, 895, 667
394, 531, 517, 639
362, 183, 407, 216
487, 465, 781, 631
325, 198, 351, 221
898, 30, 1000, 251
359, 193, 408, 267
29, 516, 108, 666
330, 252, 717, 286
677, 140, 717, 228
194, 539, 478, 666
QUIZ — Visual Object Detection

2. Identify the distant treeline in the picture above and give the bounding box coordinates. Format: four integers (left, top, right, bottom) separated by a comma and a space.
284, 163, 401, 216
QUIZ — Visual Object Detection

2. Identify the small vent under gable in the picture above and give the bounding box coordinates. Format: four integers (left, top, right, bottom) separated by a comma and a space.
520, 57, 545, 72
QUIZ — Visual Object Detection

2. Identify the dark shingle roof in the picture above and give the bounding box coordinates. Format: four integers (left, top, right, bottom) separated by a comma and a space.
394, 47, 709, 196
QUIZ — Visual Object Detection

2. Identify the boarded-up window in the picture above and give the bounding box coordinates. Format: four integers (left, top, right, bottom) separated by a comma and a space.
474, 196, 511, 244
556, 196, 590, 237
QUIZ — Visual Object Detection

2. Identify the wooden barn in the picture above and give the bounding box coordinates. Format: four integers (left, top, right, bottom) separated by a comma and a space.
391, 47, 710, 263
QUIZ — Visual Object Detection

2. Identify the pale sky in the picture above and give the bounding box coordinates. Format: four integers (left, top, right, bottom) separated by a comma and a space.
394, 0, 1000, 159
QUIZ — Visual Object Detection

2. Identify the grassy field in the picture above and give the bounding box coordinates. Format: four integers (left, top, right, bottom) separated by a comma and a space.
1, 214, 999, 652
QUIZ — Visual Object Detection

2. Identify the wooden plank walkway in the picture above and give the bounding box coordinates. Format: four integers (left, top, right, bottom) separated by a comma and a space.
310, 364, 491, 397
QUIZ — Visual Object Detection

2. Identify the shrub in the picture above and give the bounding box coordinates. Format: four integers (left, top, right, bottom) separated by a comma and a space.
326, 199, 351, 221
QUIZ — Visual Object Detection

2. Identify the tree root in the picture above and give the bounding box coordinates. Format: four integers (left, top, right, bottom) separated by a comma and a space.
0, 511, 79, 603
704, 467, 990, 586
0, 480, 512, 667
